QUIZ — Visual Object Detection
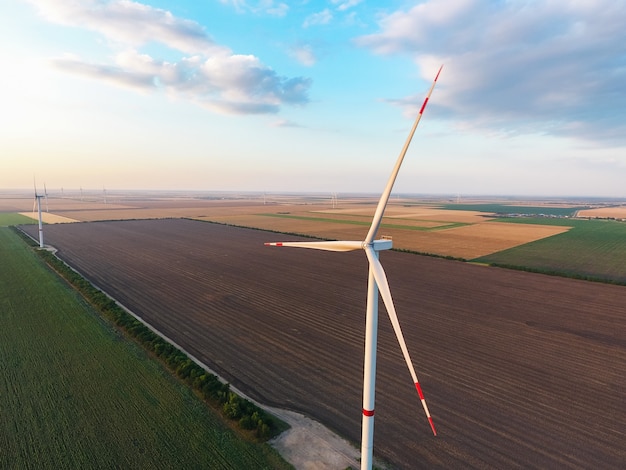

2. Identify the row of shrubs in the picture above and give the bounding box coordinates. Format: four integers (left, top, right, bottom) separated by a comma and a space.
14, 228, 286, 440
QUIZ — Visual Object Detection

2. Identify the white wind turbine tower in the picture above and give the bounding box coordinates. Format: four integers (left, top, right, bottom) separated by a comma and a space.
32, 181, 45, 248
266, 66, 442, 469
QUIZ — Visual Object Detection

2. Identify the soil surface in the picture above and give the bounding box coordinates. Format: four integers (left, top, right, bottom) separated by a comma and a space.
22, 219, 626, 469
266, 408, 361, 469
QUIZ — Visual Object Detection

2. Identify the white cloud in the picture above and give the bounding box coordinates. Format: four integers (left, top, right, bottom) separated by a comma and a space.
331, 0, 363, 12
29, 0, 310, 114
356, 0, 626, 146
28, 0, 225, 55
290, 44, 317, 67
303, 9, 332, 28
271, 119, 302, 128
51, 53, 156, 91
218, 0, 288, 17
217, 0, 248, 13
51, 49, 311, 115
265, 2, 289, 17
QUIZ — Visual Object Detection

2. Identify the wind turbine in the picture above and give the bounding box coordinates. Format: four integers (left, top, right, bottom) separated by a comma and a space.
265, 65, 442, 469
44, 183, 49, 212
32, 181, 45, 248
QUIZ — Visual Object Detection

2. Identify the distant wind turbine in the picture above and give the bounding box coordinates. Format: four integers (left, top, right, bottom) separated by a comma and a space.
32, 180, 45, 248
44, 183, 49, 212
266, 66, 442, 469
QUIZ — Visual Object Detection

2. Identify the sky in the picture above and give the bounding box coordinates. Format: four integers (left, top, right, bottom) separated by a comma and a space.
1, 0, 625, 197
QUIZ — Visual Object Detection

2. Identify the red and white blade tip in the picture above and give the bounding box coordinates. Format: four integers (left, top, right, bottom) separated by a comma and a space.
415, 382, 437, 436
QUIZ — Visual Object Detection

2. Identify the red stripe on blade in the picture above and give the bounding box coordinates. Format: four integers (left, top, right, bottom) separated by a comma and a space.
362, 408, 375, 417
419, 97, 430, 115
415, 382, 425, 400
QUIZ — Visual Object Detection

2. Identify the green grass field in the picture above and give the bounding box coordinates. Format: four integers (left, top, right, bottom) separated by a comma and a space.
0, 225, 292, 469
473, 217, 626, 283
0, 212, 36, 226
439, 203, 584, 217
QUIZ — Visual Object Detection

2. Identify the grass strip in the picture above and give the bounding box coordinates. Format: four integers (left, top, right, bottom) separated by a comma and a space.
0, 212, 37, 226
437, 203, 585, 217
3, 225, 292, 469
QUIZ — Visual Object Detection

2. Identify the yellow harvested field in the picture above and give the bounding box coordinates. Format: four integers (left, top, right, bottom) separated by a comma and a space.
2, 195, 573, 258
315, 206, 488, 223
200, 204, 571, 259
210, 219, 566, 259
391, 222, 570, 259
577, 206, 626, 219
18, 212, 79, 224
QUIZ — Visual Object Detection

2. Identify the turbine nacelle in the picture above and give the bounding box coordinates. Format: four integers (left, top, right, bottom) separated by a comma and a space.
371, 239, 393, 251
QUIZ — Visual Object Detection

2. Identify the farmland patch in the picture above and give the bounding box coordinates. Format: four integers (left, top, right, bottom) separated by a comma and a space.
439, 203, 584, 217
577, 206, 626, 219
474, 217, 626, 283
20, 219, 626, 469
0, 212, 36, 226
259, 212, 467, 231
200, 207, 566, 259
3, 193, 578, 260
18, 211, 79, 223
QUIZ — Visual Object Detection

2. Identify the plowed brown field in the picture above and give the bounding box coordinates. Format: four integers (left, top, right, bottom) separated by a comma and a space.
21, 219, 625, 469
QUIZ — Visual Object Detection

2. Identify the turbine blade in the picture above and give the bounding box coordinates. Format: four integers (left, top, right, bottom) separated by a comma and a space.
264, 240, 362, 252
364, 65, 443, 245
364, 247, 437, 436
